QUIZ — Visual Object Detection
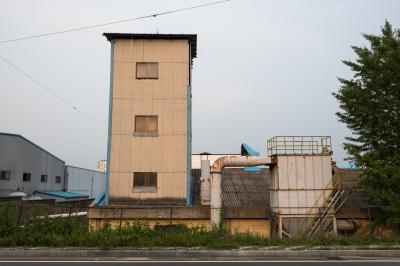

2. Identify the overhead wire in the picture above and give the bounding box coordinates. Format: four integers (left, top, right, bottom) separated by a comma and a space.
0, 0, 231, 44
0, 0, 232, 128
0, 54, 106, 129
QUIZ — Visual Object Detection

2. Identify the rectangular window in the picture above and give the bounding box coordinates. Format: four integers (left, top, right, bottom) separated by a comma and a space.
134, 115, 158, 136
136, 62, 158, 79
0, 170, 10, 181
133, 172, 157, 187
55, 176, 62, 184
22, 173, 31, 182
40, 175, 47, 183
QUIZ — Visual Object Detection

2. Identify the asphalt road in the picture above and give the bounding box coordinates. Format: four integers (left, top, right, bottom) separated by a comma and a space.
1, 261, 400, 266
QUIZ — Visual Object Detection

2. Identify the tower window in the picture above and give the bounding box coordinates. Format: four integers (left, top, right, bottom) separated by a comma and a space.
136, 62, 158, 79
133, 172, 157, 192
134, 115, 158, 136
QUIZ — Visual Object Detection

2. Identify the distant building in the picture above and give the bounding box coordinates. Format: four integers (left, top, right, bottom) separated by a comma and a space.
66, 166, 105, 199
0, 132, 105, 201
97, 160, 107, 173
0, 132, 66, 197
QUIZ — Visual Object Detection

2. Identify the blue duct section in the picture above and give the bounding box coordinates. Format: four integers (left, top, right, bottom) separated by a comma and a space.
241, 143, 261, 172
186, 85, 192, 207
244, 166, 261, 172
241, 143, 260, 156
91, 191, 106, 206
105, 40, 115, 205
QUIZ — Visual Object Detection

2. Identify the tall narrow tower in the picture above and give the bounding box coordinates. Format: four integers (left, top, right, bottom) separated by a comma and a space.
103, 33, 197, 206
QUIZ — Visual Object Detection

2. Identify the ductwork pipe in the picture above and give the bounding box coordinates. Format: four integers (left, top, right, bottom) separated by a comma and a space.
210, 156, 272, 227
200, 160, 211, 205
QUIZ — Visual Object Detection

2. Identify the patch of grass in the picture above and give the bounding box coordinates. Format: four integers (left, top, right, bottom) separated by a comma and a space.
0, 208, 399, 248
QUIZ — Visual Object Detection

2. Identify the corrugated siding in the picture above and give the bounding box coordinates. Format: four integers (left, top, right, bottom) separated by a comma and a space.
0, 134, 65, 196
270, 155, 332, 215
192, 168, 271, 209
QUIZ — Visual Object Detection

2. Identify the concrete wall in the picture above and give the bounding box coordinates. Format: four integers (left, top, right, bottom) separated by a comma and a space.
0, 133, 65, 197
88, 206, 270, 237
66, 166, 106, 198
108, 39, 191, 205
89, 218, 270, 238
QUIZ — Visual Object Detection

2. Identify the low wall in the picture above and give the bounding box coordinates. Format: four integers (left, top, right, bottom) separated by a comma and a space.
88, 206, 270, 238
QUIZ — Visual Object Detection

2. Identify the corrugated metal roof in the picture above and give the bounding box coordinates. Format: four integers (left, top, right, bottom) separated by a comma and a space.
103, 33, 197, 58
222, 168, 270, 209
192, 168, 271, 209
0, 132, 65, 163
34, 191, 88, 198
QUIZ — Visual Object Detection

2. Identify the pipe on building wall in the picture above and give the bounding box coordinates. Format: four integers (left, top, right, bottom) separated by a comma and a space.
105, 40, 115, 205
210, 156, 272, 227
186, 85, 192, 207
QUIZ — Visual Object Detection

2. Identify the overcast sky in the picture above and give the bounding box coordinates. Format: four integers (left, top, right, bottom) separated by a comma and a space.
1, 0, 399, 169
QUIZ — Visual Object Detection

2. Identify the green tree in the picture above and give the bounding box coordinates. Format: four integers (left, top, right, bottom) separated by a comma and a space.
333, 21, 400, 226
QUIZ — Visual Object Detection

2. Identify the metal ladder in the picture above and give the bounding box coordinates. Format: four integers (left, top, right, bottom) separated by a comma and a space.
306, 181, 351, 237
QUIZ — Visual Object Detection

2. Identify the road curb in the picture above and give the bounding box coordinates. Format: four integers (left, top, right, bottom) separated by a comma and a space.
1, 247, 400, 259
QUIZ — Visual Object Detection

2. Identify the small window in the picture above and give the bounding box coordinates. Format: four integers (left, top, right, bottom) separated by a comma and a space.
55, 176, 62, 184
22, 173, 31, 182
136, 62, 158, 79
134, 115, 158, 136
0, 171, 10, 181
40, 175, 47, 183
133, 172, 157, 187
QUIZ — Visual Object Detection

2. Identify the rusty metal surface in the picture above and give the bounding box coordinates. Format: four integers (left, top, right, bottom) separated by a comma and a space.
192, 168, 271, 210
211, 156, 272, 172
103, 33, 197, 58
267, 136, 332, 156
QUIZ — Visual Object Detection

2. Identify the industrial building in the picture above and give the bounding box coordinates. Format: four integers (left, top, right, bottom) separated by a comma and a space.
87, 33, 369, 238
97, 160, 107, 173
66, 166, 106, 199
103, 33, 197, 206
0, 132, 105, 201
0, 132, 65, 197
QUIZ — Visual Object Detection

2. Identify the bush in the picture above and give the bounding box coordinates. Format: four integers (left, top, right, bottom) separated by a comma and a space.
0, 205, 13, 237
0, 211, 399, 248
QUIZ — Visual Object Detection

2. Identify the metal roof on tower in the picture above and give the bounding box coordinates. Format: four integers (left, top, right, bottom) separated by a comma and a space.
103, 33, 197, 58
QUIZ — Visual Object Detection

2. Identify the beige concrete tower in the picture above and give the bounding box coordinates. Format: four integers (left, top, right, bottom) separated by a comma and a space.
103, 33, 197, 206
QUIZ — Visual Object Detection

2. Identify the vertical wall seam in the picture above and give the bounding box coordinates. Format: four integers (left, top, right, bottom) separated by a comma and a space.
186, 42, 192, 207
186, 84, 192, 207
105, 40, 115, 205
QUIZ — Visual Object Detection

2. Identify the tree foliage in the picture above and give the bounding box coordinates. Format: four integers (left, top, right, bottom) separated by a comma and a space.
333, 21, 400, 225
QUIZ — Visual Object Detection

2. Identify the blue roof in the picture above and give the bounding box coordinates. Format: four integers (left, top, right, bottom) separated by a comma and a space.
34, 191, 88, 198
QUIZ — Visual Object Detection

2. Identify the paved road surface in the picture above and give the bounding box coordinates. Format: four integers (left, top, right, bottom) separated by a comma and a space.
1, 261, 400, 266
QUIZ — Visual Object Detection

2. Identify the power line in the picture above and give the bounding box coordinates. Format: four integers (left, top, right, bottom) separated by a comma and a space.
0, 0, 231, 44
0, 55, 106, 129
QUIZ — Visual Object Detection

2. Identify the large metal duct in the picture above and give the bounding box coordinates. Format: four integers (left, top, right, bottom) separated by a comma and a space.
200, 160, 211, 205
210, 156, 272, 227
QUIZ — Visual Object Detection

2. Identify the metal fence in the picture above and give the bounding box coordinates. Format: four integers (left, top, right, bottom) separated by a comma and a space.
267, 136, 332, 156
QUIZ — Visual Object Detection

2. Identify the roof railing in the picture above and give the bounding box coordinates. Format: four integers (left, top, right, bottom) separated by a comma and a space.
267, 136, 332, 156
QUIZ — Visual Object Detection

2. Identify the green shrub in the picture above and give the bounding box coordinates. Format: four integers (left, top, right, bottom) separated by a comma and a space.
0, 205, 13, 237
0, 211, 399, 247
